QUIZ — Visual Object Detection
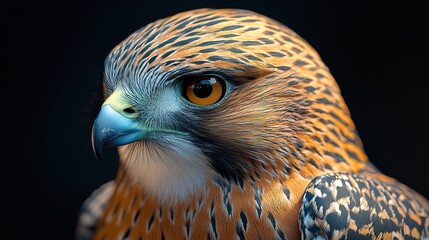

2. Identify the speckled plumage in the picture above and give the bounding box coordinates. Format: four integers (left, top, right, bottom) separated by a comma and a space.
77, 8, 429, 240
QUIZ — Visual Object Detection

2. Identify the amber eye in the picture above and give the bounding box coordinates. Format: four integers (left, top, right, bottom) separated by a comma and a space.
182, 76, 226, 106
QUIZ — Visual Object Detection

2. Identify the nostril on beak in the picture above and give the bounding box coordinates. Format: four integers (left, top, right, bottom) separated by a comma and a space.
122, 107, 138, 118
123, 107, 136, 114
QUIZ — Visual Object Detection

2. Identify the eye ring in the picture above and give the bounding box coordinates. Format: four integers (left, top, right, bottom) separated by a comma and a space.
181, 76, 226, 106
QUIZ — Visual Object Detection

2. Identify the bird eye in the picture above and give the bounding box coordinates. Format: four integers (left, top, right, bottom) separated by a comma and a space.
182, 76, 226, 106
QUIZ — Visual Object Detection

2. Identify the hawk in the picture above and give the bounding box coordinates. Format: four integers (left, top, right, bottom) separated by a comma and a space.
76, 8, 429, 240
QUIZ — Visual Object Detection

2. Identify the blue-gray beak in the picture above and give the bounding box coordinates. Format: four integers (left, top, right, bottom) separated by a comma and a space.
91, 88, 188, 160
91, 104, 143, 160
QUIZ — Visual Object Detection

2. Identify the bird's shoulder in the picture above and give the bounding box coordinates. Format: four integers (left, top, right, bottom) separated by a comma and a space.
75, 181, 116, 240
299, 172, 429, 239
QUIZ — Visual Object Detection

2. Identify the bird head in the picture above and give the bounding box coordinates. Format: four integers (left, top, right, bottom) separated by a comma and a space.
91, 9, 368, 201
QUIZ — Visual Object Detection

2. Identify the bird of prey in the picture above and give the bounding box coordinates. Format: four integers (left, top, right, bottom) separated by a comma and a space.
76, 8, 429, 240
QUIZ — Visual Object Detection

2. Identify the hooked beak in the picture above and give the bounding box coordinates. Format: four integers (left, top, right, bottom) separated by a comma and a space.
91, 88, 189, 160
91, 104, 144, 160
91, 88, 143, 160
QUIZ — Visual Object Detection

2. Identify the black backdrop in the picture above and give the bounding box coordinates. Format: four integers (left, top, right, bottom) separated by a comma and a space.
3, 1, 428, 238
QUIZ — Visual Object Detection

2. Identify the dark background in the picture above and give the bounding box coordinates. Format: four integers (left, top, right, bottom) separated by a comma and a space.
3, 0, 428, 239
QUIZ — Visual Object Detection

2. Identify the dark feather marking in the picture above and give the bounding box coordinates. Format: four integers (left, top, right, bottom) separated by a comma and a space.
327, 127, 341, 140
232, 12, 249, 19
185, 31, 202, 37
254, 186, 263, 218
172, 37, 200, 47
204, 19, 229, 26
305, 53, 314, 60
169, 208, 174, 221
138, 43, 155, 60
276, 66, 291, 71
159, 208, 163, 219
266, 25, 280, 32
197, 40, 238, 46
241, 19, 258, 22
147, 212, 155, 231
121, 51, 138, 72
307, 158, 320, 168
315, 73, 325, 79
229, 47, 245, 53
291, 46, 303, 54
323, 135, 340, 147
156, 36, 180, 49
240, 210, 248, 230
329, 111, 349, 127
218, 25, 244, 31
245, 55, 262, 61
226, 202, 233, 216
208, 56, 243, 65
185, 53, 199, 59
323, 88, 334, 96
268, 51, 285, 57
242, 40, 262, 46
312, 135, 322, 143
185, 220, 191, 238
244, 27, 259, 32
211, 215, 218, 239
302, 78, 313, 83
257, 52, 270, 57
185, 206, 190, 219
210, 200, 215, 215
220, 34, 240, 38
148, 55, 158, 64
161, 49, 176, 58
277, 230, 286, 240
236, 223, 245, 240
191, 61, 207, 65
199, 48, 217, 53
304, 86, 318, 93
134, 210, 140, 224
307, 146, 321, 155
313, 108, 326, 114
123, 228, 130, 239
324, 151, 348, 164
237, 177, 244, 190
178, 24, 205, 35
173, 18, 194, 30
281, 35, 299, 45
268, 212, 277, 229
179, 20, 228, 35
162, 60, 176, 66
258, 38, 274, 44
145, 28, 162, 46
341, 129, 360, 146
316, 97, 335, 105
193, 15, 221, 24
198, 196, 203, 209
346, 150, 361, 161
324, 163, 333, 170
283, 187, 291, 200
294, 59, 309, 66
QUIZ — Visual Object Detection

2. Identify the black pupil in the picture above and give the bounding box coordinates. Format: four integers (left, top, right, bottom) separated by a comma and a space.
192, 78, 216, 98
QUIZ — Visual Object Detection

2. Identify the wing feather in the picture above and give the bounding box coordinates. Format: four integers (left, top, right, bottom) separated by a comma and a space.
75, 181, 115, 240
299, 172, 429, 239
